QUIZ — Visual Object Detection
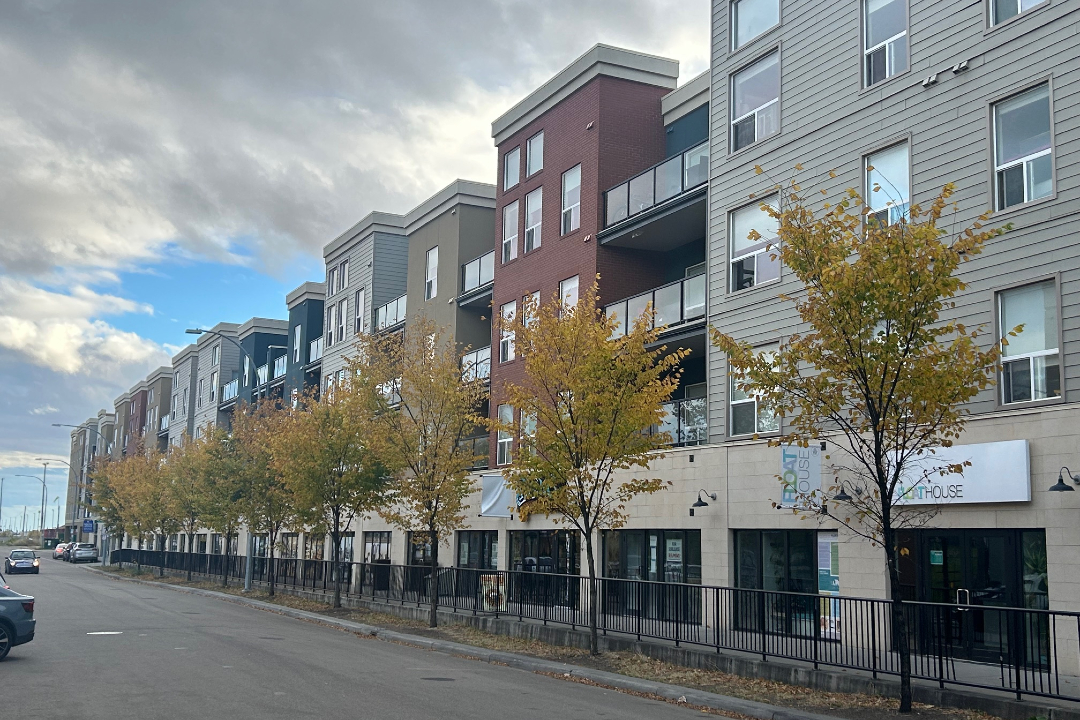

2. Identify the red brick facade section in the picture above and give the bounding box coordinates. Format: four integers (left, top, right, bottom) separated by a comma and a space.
488, 74, 671, 466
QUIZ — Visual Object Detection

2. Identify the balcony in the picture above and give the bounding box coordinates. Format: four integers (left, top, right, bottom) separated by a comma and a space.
375, 294, 407, 332
458, 250, 495, 308
605, 275, 706, 339
458, 434, 490, 470
256, 364, 268, 387
599, 142, 708, 251
273, 355, 287, 380
158, 415, 170, 435
653, 396, 707, 447
461, 346, 491, 382
221, 379, 239, 403
309, 337, 323, 364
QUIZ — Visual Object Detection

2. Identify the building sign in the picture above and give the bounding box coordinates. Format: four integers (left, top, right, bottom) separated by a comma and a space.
817, 530, 839, 595
895, 439, 1030, 505
780, 443, 821, 505
82, 519, 96, 534
666, 538, 683, 564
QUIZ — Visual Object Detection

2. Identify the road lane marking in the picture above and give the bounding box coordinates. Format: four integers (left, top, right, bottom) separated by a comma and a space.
87, 632, 123, 635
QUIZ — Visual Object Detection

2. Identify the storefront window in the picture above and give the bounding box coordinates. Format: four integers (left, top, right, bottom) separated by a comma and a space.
338, 532, 355, 562
603, 530, 702, 584
457, 530, 498, 570
363, 531, 391, 563
280, 533, 299, 559
509, 530, 579, 574
304, 533, 325, 560
408, 531, 433, 566
734, 529, 819, 593
1022, 531, 1048, 610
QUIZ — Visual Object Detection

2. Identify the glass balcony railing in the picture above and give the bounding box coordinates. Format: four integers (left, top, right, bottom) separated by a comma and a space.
653, 396, 707, 447
459, 434, 490, 470
256, 364, 268, 386
604, 141, 709, 228
604, 274, 706, 338
273, 355, 287, 379
461, 251, 495, 294
158, 415, 170, 433
309, 337, 323, 363
376, 294, 407, 331
221, 379, 239, 403
461, 346, 491, 382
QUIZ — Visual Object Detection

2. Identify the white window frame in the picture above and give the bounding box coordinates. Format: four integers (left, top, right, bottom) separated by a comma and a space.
212, 345, 220, 366
326, 304, 336, 347
990, 0, 1042, 27
523, 290, 541, 328
731, 0, 780, 51
561, 165, 581, 235
293, 326, 301, 363
729, 349, 779, 436
243, 355, 251, 387
527, 131, 544, 176
209, 371, 217, 403
504, 147, 520, 190
524, 187, 542, 253
729, 198, 780, 293
354, 288, 366, 334
730, 51, 780, 153
337, 299, 347, 342
499, 301, 516, 363
425, 246, 439, 300
997, 281, 1060, 405
863, 0, 908, 88
502, 201, 519, 264
327, 266, 337, 296
993, 83, 1053, 211
497, 404, 513, 466
864, 142, 910, 226
560, 275, 579, 309
340, 259, 349, 290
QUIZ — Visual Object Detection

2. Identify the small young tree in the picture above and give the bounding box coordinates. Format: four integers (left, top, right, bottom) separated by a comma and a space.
711, 180, 1005, 713
493, 281, 688, 654
136, 447, 180, 578
272, 389, 386, 608
354, 314, 488, 628
233, 401, 295, 597
91, 456, 128, 567
195, 429, 246, 587
166, 432, 212, 581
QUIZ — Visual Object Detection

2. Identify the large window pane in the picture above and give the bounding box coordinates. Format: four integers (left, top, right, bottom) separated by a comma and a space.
527, 131, 544, 176
628, 171, 654, 215
1000, 282, 1057, 357
732, 53, 780, 151
606, 183, 628, 226
866, 143, 910, 218
733, 0, 779, 49
655, 156, 683, 203
525, 188, 542, 252
503, 147, 520, 190
866, 0, 905, 48
731, 201, 778, 255
995, 85, 1051, 166
502, 201, 518, 263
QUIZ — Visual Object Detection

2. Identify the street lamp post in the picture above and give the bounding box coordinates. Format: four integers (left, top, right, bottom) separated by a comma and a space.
13, 474, 46, 548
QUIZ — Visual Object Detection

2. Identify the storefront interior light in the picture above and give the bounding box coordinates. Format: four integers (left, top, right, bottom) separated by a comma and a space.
1049, 467, 1080, 492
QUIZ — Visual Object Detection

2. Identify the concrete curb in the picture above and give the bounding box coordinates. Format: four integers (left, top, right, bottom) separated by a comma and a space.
87, 567, 844, 720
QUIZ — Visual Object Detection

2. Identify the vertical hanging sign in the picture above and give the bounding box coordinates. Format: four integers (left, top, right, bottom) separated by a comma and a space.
779, 443, 822, 506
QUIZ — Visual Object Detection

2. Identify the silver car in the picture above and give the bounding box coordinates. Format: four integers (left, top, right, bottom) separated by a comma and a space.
0, 573, 36, 660
70, 543, 99, 564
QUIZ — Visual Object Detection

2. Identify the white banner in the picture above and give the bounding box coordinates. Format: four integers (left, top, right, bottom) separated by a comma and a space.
895, 439, 1030, 505
479, 474, 516, 517
780, 443, 822, 505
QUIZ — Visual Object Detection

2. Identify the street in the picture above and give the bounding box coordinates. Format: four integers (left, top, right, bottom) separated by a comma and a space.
2, 559, 705, 720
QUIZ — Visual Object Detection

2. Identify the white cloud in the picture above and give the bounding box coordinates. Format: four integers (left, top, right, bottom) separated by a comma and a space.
29, 405, 58, 416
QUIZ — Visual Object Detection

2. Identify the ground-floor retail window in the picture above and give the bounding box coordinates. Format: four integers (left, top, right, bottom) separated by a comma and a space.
458, 530, 498, 570
337, 532, 355, 562
280, 533, 299, 559
363, 531, 391, 563
251, 533, 269, 557
407, 531, 433, 566
304, 533, 325, 560
196, 533, 208, 554
509, 530, 580, 574
211, 533, 222, 554
602, 530, 702, 584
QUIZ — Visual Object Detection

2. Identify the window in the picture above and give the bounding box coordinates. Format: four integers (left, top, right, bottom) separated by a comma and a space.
865, 142, 910, 225
560, 276, 579, 309
503, 147, 520, 190
730, 348, 779, 435
561, 165, 581, 235
521, 412, 537, 456
525, 187, 542, 252
354, 288, 366, 333
499, 301, 516, 362
212, 344, 220, 366
731, 52, 780, 152
339, 259, 349, 290
523, 290, 541, 327
197, 379, 204, 408
148, 388, 154, 404
502, 201, 519, 263
999, 281, 1060, 404
527, 131, 544, 176
425, 246, 439, 300
991, 0, 1041, 26
457, 530, 498, 570
293, 325, 301, 363
994, 83, 1052, 210
732, 0, 779, 50
337, 299, 346, 341
497, 404, 513, 465
209, 371, 217, 403
243, 355, 251, 387
325, 304, 336, 347
363, 531, 391, 563
864, 0, 908, 87
730, 199, 780, 291
327, 266, 337, 296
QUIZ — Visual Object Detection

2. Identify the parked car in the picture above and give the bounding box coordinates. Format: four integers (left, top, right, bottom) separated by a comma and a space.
69, 544, 98, 564
52, 543, 70, 560
0, 574, 36, 660
3, 550, 40, 575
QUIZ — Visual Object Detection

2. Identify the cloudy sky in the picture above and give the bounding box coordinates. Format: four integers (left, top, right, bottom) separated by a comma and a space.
0, 0, 710, 529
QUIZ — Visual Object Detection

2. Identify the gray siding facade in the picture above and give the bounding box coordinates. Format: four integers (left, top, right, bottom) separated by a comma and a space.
167, 345, 199, 446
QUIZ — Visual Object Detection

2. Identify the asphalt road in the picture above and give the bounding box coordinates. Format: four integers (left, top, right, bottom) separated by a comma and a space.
2, 558, 707, 720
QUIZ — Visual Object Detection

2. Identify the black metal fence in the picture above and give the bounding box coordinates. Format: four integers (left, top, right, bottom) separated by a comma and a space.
110, 550, 1080, 703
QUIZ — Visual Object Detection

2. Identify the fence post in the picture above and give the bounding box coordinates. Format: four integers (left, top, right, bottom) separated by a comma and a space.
759, 591, 767, 662
870, 601, 878, 680
812, 594, 820, 670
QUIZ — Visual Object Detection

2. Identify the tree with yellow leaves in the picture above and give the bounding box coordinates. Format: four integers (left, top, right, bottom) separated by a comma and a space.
711, 176, 1007, 713
492, 280, 688, 654
353, 314, 488, 628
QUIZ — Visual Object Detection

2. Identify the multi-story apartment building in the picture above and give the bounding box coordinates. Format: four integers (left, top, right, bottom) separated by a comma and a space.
191, 322, 239, 439
144, 366, 172, 453
218, 318, 289, 423
284, 281, 325, 404
65, 410, 114, 544
167, 344, 199, 446
321, 213, 410, 386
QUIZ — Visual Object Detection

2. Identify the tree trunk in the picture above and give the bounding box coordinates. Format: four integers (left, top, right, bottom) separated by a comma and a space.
222, 530, 231, 587
157, 534, 165, 577
268, 526, 277, 597
584, 527, 599, 655
883, 524, 913, 713
186, 530, 194, 582
136, 537, 143, 573
428, 529, 439, 628
331, 518, 342, 609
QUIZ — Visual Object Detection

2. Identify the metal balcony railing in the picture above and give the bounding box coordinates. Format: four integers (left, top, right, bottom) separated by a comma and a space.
159, 415, 170, 432
458, 435, 490, 470
461, 251, 495, 294
461, 346, 491, 382
605, 274, 706, 338
256, 364, 268, 386
604, 141, 709, 228
221, 379, 239, 403
273, 355, 287, 379
653, 396, 707, 447
376, 294, 407, 331
309, 337, 323, 363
